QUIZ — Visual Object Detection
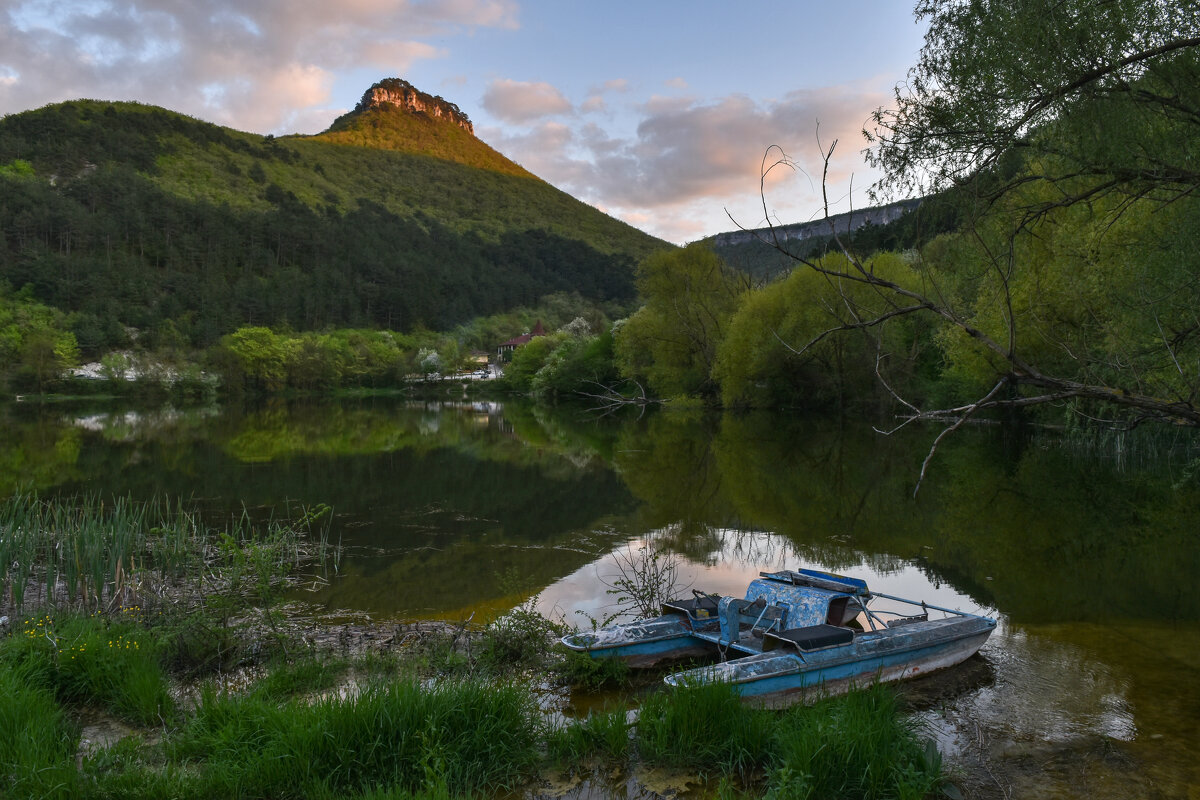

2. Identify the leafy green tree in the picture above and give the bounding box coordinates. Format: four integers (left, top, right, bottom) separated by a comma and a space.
868, 0, 1200, 203
530, 330, 619, 400
714, 252, 931, 409
752, 0, 1200, 452
16, 328, 79, 392
0, 284, 80, 391
615, 244, 747, 399
0, 159, 34, 178
213, 327, 292, 393
502, 334, 562, 393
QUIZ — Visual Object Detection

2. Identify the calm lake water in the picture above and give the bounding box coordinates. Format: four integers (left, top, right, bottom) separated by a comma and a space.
3, 396, 1198, 798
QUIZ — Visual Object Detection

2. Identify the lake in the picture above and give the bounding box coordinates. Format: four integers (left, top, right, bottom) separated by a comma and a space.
3, 396, 1198, 798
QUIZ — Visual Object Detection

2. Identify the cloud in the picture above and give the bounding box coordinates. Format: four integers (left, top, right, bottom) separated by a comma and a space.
590, 78, 629, 94
481, 78, 572, 123
486, 83, 888, 242
581, 78, 630, 115
0, 0, 518, 132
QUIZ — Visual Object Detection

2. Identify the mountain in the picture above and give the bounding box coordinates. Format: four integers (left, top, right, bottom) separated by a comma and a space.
708, 196, 965, 281
0, 79, 667, 352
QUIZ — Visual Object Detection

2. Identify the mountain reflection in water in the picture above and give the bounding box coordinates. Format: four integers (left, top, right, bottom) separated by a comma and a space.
3, 396, 1197, 798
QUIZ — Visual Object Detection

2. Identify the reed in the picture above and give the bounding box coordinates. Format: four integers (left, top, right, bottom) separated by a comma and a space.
0, 493, 330, 618
0, 493, 192, 613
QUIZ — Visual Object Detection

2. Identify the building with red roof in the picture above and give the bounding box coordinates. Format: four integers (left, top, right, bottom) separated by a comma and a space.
496, 320, 546, 360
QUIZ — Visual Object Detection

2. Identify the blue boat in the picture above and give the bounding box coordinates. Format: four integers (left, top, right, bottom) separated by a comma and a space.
560, 568, 995, 704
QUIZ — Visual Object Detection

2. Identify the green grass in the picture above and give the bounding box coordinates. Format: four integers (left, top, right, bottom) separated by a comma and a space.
546, 707, 631, 764
248, 653, 350, 702
0, 661, 81, 800
764, 685, 943, 800
553, 648, 630, 691
635, 681, 943, 798
636, 680, 774, 779
1, 612, 175, 726
168, 676, 541, 797
0, 600, 945, 799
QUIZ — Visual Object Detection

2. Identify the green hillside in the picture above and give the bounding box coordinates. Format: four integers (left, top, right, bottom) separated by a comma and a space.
0, 80, 667, 352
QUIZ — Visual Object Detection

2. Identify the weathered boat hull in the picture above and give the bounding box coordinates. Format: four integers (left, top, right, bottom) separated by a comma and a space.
560, 617, 718, 667
664, 615, 995, 705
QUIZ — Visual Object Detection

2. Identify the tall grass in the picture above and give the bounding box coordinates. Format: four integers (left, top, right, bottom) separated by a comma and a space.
546, 707, 631, 764
0, 613, 175, 726
765, 686, 942, 800
169, 676, 541, 797
635, 682, 943, 798
636, 680, 774, 779
0, 661, 80, 800
0, 493, 334, 616
0, 493, 202, 612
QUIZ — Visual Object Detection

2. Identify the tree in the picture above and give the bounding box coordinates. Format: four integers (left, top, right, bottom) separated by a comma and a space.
615, 244, 748, 398
714, 252, 932, 410
16, 328, 79, 392
214, 327, 292, 393
0, 283, 80, 391
867, 0, 1200, 204
746, 0, 1200, 489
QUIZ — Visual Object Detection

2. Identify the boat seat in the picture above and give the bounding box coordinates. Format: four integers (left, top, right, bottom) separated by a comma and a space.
764, 624, 854, 652
663, 592, 720, 619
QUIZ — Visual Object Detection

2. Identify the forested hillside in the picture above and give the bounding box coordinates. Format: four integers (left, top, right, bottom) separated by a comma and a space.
0, 80, 666, 354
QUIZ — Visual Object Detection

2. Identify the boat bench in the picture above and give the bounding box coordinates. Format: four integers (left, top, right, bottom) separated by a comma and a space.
763, 623, 854, 652
663, 593, 720, 620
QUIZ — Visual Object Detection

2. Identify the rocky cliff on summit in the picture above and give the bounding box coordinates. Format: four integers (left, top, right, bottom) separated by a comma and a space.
345, 78, 475, 136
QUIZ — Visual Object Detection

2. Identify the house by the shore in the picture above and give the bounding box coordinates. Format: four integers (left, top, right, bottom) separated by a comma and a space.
496, 320, 546, 361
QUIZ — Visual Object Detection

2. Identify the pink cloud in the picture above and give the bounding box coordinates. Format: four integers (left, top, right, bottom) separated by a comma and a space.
0, 0, 517, 133
481, 78, 572, 123
487, 83, 889, 242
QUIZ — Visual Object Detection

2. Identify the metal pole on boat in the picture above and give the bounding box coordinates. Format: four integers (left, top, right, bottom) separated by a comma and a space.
869, 592, 979, 618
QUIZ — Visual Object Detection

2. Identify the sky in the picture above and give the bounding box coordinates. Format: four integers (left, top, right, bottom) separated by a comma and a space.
0, 1, 929, 244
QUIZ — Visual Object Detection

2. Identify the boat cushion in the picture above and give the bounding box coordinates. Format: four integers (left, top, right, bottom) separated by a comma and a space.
768, 624, 854, 651
663, 593, 720, 619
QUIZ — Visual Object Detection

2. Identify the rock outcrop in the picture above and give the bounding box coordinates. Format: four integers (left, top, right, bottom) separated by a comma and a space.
713, 198, 921, 248
355, 78, 474, 136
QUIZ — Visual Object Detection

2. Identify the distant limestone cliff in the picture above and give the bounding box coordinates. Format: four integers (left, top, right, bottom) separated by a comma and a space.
354, 78, 475, 136
712, 198, 921, 249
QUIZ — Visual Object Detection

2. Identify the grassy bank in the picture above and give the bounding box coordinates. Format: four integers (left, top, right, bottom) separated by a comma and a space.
1, 617, 945, 799
0, 609, 948, 799
0, 494, 948, 798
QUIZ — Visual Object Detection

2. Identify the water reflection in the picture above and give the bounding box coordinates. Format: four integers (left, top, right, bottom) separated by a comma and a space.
2, 398, 1198, 797
536, 529, 995, 627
